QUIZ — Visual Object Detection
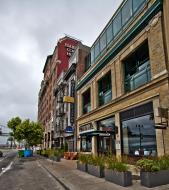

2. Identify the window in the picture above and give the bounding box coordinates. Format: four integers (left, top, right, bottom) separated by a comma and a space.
94, 41, 100, 59
106, 23, 113, 45
98, 117, 115, 132
81, 136, 92, 152
91, 47, 95, 65
85, 54, 91, 71
133, 0, 145, 14
113, 11, 122, 37
122, 114, 157, 156
82, 88, 91, 114
124, 40, 151, 92
98, 71, 112, 106
100, 32, 107, 52
122, 0, 132, 26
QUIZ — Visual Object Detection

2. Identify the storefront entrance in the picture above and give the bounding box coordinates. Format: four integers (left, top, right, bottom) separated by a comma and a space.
97, 134, 116, 155
97, 116, 116, 155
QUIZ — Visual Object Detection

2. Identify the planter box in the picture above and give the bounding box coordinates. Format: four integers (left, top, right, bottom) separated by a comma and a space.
88, 164, 104, 178
140, 170, 169, 188
105, 169, 132, 187
53, 156, 61, 162
77, 163, 87, 172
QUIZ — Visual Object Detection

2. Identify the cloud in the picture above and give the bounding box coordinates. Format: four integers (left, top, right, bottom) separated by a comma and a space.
0, 0, 122, 125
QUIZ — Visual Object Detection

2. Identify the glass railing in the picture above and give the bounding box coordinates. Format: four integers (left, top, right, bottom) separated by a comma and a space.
89, 0, 147, 66
83, 103, 91, 114
125, 64, 151, 92
99, 89, 112, 106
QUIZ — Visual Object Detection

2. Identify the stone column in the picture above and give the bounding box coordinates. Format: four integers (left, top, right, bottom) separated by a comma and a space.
115, 112, 122, 157
92, 136, 97, 155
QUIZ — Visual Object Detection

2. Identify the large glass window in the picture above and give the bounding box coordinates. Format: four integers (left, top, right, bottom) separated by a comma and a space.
106, 23, 113, 45
82, 88, 91, 114
133, 0, 146, 14
122, 0, 132, 26
113, 11, 122, 37
98, 117, 115, 132
124, 40, 151, 92
100, 32, 107, 52
94, 41, 100, 59
98, 71, 112, 106
91, 47, 95, 65
122, 114, 157, 156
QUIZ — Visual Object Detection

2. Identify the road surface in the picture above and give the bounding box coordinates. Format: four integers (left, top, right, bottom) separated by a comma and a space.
0, 152, 66, 190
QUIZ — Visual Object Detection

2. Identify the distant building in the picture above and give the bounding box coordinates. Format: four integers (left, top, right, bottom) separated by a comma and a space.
38, 36, 80, 149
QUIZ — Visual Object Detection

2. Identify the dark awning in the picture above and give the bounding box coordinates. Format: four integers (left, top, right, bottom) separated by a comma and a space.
80, 130, 114, 137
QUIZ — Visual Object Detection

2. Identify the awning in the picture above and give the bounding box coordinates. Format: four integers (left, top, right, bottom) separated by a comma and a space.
80, 130, 114, 137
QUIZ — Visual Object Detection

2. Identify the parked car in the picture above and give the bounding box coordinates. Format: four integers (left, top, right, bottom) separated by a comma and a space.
0, 151, 3, 157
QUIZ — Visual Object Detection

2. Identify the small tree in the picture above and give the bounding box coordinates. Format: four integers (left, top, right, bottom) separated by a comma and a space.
15, 119, 44, 148
7, 117, 21, 146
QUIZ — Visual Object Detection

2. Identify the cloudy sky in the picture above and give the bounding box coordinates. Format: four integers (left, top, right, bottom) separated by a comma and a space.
0, 0, 122, 126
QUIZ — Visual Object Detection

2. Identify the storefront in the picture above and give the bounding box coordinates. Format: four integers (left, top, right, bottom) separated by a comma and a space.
79, 117, 117, 155
120, 102, 157, 157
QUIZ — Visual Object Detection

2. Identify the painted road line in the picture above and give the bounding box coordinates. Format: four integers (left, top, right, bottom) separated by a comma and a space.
0, 160, 14, 177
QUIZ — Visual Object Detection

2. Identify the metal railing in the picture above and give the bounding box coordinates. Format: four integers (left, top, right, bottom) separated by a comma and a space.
125, 65, 151, 92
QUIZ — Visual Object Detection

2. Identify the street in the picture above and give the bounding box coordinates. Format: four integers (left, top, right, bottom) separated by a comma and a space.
1, 150, 169, 190
0, 151, 65, 190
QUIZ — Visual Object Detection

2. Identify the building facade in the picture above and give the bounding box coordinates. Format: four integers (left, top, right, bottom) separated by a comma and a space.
76, 0, 169, 157
38, 36, 79, 149
63, 44, 90, 151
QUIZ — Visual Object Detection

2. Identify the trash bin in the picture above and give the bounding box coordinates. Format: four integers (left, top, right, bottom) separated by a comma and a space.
24, 149, 33, 157
18, 150, 24, 158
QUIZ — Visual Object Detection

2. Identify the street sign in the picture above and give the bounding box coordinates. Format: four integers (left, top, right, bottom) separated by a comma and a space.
63, 96, 74, 103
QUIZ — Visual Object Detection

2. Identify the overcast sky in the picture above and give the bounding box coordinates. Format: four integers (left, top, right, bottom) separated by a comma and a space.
0, 0, 122, 126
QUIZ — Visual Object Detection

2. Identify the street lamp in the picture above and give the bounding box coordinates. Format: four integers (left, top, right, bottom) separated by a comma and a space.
136, 124, 144, 155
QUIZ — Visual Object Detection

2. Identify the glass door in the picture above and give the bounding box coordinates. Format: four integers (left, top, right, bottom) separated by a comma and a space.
97, 134, 116, 155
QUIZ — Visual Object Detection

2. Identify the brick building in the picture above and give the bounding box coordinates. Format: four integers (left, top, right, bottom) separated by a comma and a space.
76, 0, 169, 157
38, 36, 79, 149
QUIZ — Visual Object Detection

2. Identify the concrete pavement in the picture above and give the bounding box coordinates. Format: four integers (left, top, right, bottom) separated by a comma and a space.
0, 156, 67, 190
39, 157, 169, 190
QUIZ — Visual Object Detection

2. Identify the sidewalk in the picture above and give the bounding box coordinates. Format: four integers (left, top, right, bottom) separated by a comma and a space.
38, 157, 169, 190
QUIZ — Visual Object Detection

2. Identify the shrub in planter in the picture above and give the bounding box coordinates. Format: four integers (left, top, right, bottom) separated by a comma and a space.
77, 154, 89, 172
41, 149, 49, 157
137, 156, 169, 188
52, 150, 61, 162
87, 155, 105, 178
105, 157, 132, 187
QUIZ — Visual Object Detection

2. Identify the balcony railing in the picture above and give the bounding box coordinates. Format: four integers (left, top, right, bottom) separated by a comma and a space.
125, 63, 151, 92
83, 103, 91, 114
99, 89, 112, 106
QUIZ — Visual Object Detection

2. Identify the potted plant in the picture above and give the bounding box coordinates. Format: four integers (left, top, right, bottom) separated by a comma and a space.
104, 156, 132, 187
137, 156, 169, 188
77, 154, 89, 172
53, 150, 61, 162
87, 155, 105, 178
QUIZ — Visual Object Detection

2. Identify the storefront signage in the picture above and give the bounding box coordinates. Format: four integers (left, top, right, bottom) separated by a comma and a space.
65, 43, 76, 57
79, 123, 95, 134
63, 96, 74, 103
65, 126, 73, 133
115, 140, 121, 150
70, 103, 74, 123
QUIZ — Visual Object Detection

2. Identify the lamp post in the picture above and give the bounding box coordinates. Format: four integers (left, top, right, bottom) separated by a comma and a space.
136, 124, 144, 154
